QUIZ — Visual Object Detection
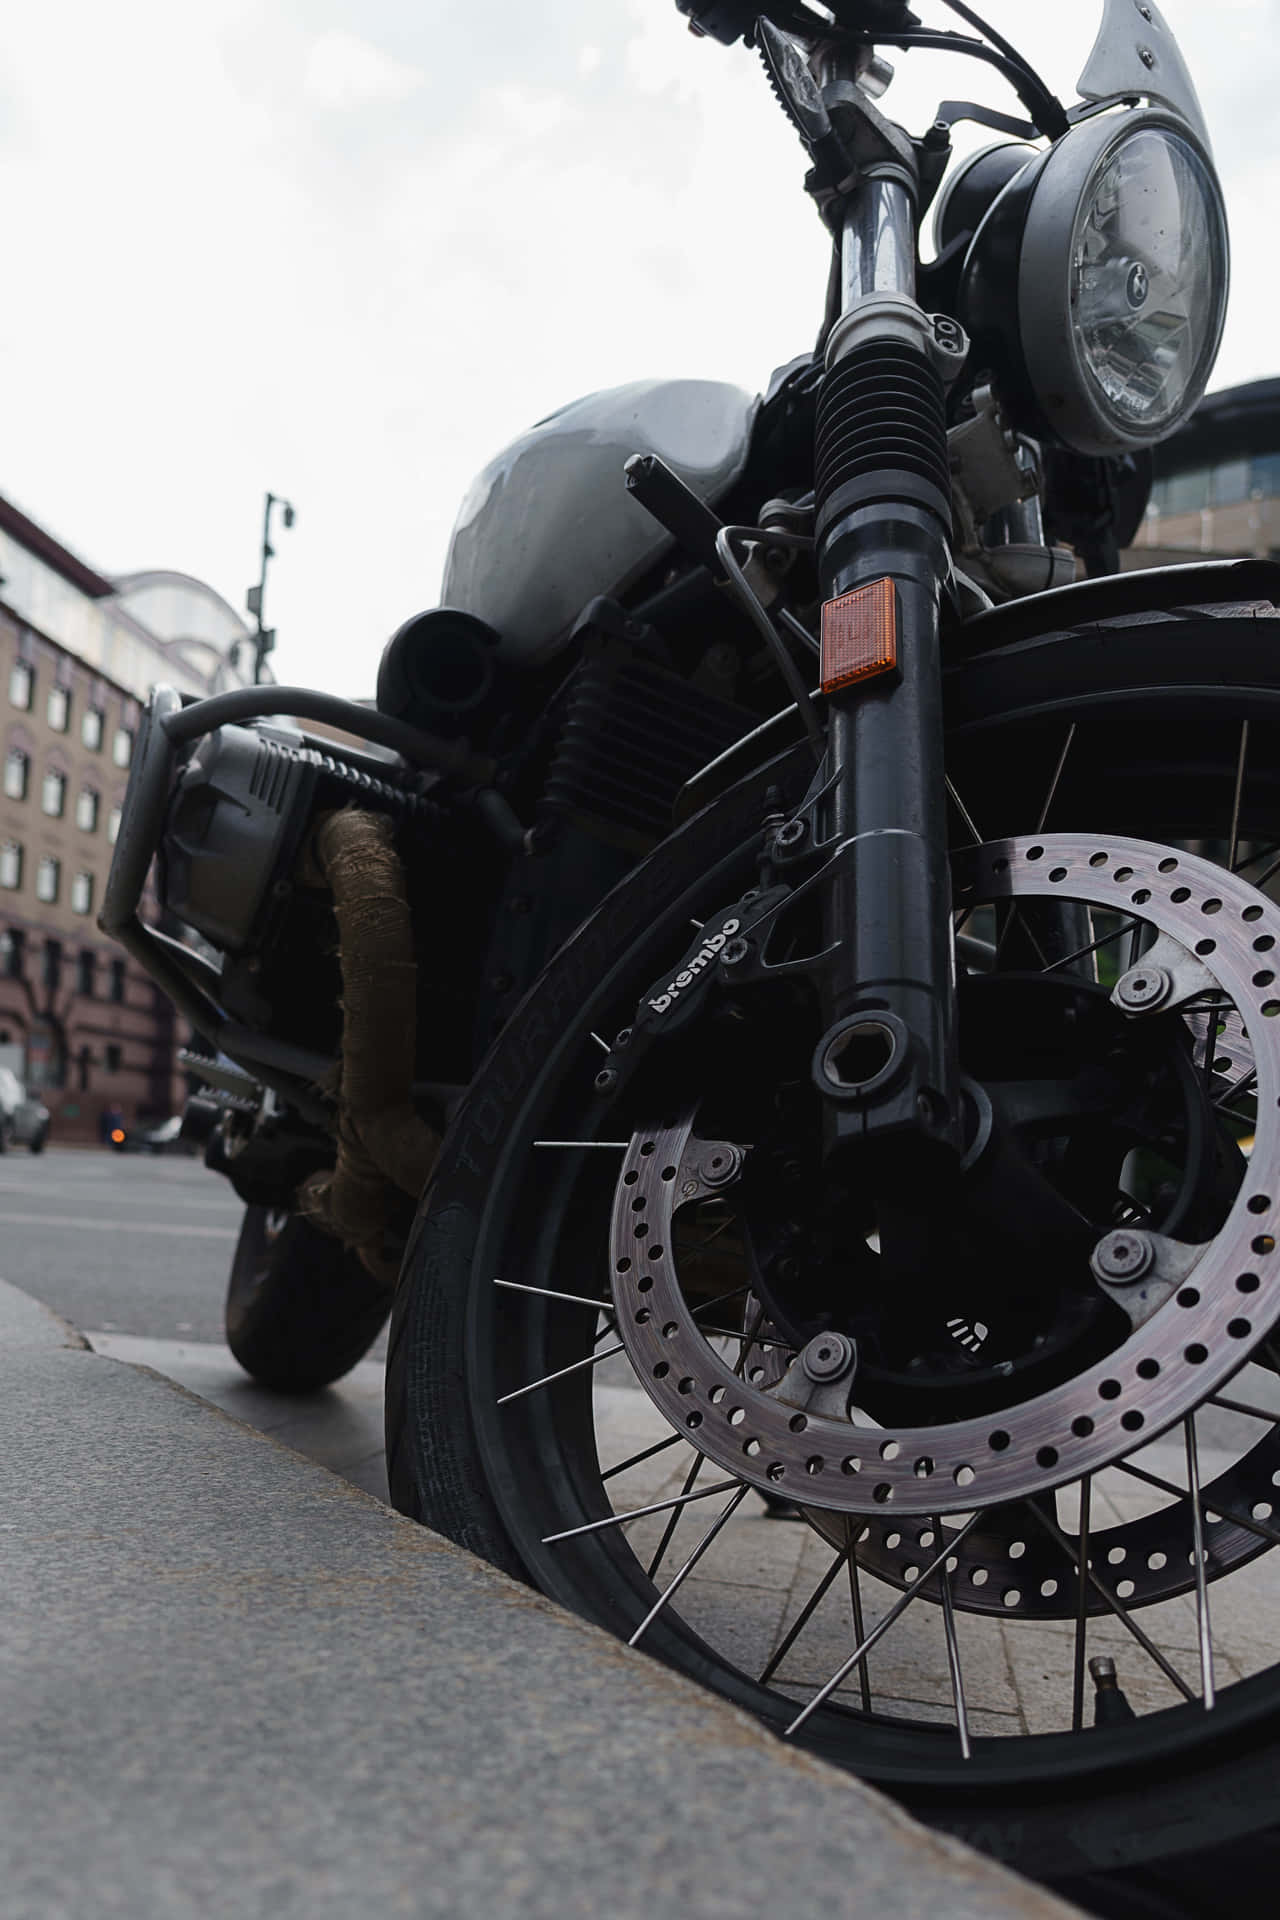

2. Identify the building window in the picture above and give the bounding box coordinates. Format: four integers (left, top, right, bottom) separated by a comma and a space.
35, 855, 60, 904
1, 927, 23, 976
3, 748, 28, 801
105, 1042, 122, 1072
75, 787, 99, 832
41, 769, 66, 818
77, 948, 95, 996
1253, 451, 1280, 499
1213, 458, 1252, 509
109, 957, 125, 1003
8, 661, 33, 711
27, 1015, 65, 1091
82, 706, 104, 751
47, 685, 70, 733
0, 843, 21, 890
70, 871, 93, 916
42, 938, 62, 991
112, 727, 134, 768
107, 806, 122, 845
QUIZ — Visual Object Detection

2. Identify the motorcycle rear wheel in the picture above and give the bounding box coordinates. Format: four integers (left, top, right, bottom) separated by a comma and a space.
226, 1205, 392, 1393
386, 612, 1280, 1880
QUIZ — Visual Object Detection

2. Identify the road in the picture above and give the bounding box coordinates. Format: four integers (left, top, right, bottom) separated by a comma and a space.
0, 1145, 242, 1340
0, 1144, 389, 1497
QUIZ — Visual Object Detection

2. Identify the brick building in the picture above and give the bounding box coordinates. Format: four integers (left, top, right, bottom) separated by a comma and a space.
0, 492, 251, 1140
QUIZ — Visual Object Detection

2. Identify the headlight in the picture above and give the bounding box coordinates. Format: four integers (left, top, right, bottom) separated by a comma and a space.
960, 110, 1229, 456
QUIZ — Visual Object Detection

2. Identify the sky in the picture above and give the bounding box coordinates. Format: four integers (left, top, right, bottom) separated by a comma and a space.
0, 1, 1276, 696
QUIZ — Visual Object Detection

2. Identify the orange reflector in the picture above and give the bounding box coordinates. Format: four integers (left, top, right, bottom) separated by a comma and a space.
820, 577, 899, 695
111, 1129, 125, 1143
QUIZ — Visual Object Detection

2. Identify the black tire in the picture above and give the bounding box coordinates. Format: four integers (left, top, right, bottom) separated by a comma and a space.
28, 1127, 47, 1155
226, 1204, 392, 1393
387, 612, 1280, 1879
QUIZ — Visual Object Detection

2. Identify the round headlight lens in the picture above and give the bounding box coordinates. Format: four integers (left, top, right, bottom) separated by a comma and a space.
961, 111, 1233, 455
1072, 126, 1227, 440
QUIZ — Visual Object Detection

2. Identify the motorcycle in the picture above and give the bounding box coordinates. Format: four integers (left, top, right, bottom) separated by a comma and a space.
103, 0, 1280, 1888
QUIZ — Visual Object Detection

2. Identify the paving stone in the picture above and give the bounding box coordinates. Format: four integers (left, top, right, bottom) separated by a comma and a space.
675, 1575, 791, 1675
1, 1283, 1082, 1919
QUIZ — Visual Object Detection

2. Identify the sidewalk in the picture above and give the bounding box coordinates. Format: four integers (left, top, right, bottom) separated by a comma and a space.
0, 1278, 1078, 1919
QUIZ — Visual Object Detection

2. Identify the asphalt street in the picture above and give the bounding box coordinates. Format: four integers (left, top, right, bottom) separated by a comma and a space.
0, 1146, 241, 1340
0, 1144, 391, 1500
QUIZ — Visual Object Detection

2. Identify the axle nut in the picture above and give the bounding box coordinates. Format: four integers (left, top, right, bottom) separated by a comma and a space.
700, 1146, 742, 1188
1115, 965, 1172, 1012
801, 1331, 856, 1384
1092, 1229, 1155, 1286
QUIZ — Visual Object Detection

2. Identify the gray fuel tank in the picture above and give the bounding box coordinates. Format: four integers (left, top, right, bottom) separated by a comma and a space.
441, 378, 756, 665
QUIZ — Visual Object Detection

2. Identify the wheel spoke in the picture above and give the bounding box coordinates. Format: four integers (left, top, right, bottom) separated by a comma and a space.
601, 1430, 686, 1483
629, 1483, 751, 1647
1229, 718, 1251, 876
589, 1031, 610, 1053
995, 899, 1050, 970
694, 1214, 738, 1249
847, 1546, 872, 1712
1035, 721, 1077, 834
1214, 1069, 1257, 1114
1185, 1416, 1217, 1709
494, 1277, 610, 1311
1234, 840, 1280, 878
692, 1286, 752, 1320
759, 1546, 852, 1686
647, 1451, 707, 1579
694, 1325, 795, 1350
1024, 1499, 1196, 1702
1245, 847, 1280, 896
1041, 916, 1140, 978
784, 1514, 984, 1738
1116, 1457, 1280, 1551
542, 1476, 741, 1545
1207, 1390, 1278, 1422
933, 1514, 972, 1759
946, 775, 983, 847
1071, 1477, 1093, 1733
497, 1340, 626, 1405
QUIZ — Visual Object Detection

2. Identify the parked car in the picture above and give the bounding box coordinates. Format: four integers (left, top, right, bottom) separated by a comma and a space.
0, 1066, 50, 1153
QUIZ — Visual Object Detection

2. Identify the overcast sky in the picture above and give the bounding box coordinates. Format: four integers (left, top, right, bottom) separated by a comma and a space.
1, 1, 1276, 695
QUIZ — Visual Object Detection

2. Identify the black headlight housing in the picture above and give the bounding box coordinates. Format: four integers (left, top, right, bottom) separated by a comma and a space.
959, 107, 1229, 457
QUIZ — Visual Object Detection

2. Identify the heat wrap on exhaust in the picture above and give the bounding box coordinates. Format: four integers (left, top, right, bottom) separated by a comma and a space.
299, 807, 438, 1282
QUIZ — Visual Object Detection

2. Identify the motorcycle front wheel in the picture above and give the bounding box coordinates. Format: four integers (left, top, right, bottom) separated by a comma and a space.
387, 611, 1280, 1880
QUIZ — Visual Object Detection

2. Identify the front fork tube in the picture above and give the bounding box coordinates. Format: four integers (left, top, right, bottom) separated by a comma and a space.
817, 514, 962, 1163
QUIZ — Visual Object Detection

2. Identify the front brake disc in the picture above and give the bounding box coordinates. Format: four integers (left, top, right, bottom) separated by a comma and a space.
609, 834, 1280, 1554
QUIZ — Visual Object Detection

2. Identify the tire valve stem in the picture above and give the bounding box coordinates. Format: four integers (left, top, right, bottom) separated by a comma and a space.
1089, 1655, 1137, 1727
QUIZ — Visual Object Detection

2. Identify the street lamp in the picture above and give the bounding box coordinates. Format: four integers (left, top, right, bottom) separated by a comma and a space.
245, 491, 296, 684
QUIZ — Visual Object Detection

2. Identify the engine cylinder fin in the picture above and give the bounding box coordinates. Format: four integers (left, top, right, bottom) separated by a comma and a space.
543, 657, 751, 842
